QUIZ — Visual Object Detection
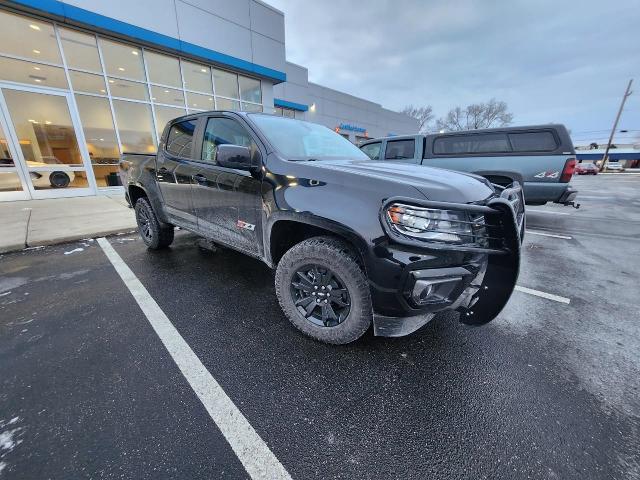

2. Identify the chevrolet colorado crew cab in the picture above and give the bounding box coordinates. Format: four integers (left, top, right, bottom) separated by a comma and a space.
119, 111, 524, 344
360, 124, 578, 207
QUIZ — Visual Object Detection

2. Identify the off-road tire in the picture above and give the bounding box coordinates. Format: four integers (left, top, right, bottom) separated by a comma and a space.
134, 197, 174, 249
275, 236, 372, 344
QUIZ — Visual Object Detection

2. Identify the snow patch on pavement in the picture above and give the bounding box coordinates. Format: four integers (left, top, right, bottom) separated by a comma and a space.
63, 248, 84, 255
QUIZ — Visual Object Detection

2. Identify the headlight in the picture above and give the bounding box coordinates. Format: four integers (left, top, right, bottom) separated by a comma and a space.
385, 203, 484, 244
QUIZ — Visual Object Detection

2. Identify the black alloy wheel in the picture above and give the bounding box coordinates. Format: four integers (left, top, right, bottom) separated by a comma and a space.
136, 204, 152, 241
134, 197, 174, 249
290, 264, 351, 327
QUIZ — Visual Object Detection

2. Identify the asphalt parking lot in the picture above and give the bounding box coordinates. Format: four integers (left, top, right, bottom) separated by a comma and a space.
1, 174, 639, 479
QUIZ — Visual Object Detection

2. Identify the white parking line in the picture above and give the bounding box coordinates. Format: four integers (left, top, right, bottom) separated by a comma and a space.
527, 209, 571, 216
515, 285, 571, 304
97, 237, 291, 480
525, 230, 572, 240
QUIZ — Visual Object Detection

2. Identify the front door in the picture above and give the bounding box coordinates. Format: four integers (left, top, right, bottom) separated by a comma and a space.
193, 115, 262, 256
0, 84, 95, 201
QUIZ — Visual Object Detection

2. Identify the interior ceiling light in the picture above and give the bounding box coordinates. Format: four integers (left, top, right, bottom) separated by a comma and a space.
118, 67, 125, 71
32, 49, 40, 54
131, 51, 138, 55
29, 24, 41, 30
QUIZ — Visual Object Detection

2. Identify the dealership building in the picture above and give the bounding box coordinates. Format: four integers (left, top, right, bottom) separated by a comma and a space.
0, 0, 418, 202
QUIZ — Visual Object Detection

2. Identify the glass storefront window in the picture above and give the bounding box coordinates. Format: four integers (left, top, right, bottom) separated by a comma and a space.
74, 95, 121, 187
3, 88, 84, 166
182, 61, 212, 94
108, 78, 149, 101
0, 10, 264, 199
145, 51, 182, 88
241, 102, 262, 113
0, 56, 68, 89
186, 92, 214, 110
154, 105, 187, 141
59, 28, 102, 73
239, 76, 261, 104
69, 71, 107, 95
112, 100, 156, 154
213, 69, 239, 99
100, 39, 145, 81
0, 171, 24, 192
151, 85, 185, 107
0, 125, 12, 165
0, 10, 61, 64
215, 97, 240, 111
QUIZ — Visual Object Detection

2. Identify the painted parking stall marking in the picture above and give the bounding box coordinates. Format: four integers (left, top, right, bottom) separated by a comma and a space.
515, 285, 571, 304
525, 230, 572, 240
97, 237, 292, 480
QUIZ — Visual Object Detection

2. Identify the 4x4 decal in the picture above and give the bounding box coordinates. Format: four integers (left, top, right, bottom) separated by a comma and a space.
534, 171, 559, 179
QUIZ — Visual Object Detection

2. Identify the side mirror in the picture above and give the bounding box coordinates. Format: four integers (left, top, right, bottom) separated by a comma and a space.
216, 144, 260, 171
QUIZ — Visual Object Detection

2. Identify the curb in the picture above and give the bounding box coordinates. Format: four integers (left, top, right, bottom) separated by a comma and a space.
0, 227, 138, 255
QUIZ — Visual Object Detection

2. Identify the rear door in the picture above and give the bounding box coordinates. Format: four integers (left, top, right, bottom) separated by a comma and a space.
383, 138, 418, 164
192, 115, 263, 257
155, 118, 199, 230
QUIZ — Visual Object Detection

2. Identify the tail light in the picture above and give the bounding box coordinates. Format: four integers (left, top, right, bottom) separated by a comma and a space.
560, 157, 576, 182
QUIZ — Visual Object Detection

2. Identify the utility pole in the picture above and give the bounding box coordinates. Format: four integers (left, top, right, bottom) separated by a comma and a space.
600, 79, 633, 172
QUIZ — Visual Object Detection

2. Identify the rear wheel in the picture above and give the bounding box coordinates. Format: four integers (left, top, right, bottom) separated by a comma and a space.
134, 197, 174, 249
275, 236, 372, 344
49, 171, 70, 188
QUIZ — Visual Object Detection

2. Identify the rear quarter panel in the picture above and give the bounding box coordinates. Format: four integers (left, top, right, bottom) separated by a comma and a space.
119, 154, 169, 221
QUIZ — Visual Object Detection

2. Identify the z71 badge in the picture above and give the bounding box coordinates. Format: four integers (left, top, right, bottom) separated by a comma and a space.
236, 220, 256, 231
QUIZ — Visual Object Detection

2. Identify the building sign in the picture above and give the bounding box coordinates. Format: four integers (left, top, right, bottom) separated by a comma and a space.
338, 123, 367, 134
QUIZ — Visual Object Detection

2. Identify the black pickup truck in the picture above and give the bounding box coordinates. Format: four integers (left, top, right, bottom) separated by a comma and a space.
119, 111, 524, 344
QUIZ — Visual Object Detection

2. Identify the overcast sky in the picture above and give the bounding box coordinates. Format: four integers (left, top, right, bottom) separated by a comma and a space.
267, 0, 639, 145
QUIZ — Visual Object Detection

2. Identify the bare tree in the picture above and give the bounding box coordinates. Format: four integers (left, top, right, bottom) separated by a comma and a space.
436, 99, 513, 132
401, 105, 434, 134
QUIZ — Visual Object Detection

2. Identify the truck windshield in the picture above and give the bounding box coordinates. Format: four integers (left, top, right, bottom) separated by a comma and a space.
249, 114, 369, 161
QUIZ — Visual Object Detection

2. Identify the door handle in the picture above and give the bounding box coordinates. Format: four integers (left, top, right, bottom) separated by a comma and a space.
193, 173, 207, 184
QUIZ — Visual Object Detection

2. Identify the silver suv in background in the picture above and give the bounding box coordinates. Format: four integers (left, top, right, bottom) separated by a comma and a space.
360, 125, 578, 206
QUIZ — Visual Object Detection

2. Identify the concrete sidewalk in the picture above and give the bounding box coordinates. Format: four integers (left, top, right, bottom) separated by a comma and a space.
0, 195, 137, 253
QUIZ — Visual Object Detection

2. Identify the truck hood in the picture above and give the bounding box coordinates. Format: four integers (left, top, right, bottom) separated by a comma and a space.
307, 159, 495, 203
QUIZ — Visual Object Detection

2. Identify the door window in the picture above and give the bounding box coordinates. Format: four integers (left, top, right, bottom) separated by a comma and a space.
509, 131, 557, 152
384, 139, 415, 159
201, 117, 255, 164
433, 134, 510, 155
165, 120, 197, 158
360, 142, 381, 160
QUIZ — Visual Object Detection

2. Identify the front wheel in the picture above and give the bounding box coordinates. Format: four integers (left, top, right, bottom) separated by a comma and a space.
134, 197, 174, 249
275, 236, 372, 344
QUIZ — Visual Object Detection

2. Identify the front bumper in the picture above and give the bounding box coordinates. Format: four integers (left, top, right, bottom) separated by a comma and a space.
368, 183, 523, 337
